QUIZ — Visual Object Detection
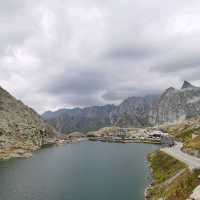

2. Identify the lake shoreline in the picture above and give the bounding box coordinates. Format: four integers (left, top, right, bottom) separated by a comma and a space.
0, 141, 158, 200
0, 134, 162, 200
0, 126, 174, 161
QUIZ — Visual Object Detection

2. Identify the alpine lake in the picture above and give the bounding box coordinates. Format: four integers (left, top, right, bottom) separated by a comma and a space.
0, 141, 159, 200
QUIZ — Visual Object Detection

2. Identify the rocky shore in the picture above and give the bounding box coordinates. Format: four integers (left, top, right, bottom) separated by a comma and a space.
0, 135, 56, 160
0, 132, 90, 160
0, 86, 57, 160
0, 126, 173, 160
86, 127, 174, 146
55, 132, 88, 145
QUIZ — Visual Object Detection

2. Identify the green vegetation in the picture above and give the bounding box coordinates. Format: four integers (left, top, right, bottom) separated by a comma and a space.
167, 124, 200, 154
147, 119, 200, 199
161, 118, 200, 156
175, 127, 200, 143
161, 118, 200, 143
164, 169, 200, 200
148, 169, 200, 200
147, 150, 200, 200
148, 151, 186, 184
183, 135, 200, 151
175, 128, 194, 142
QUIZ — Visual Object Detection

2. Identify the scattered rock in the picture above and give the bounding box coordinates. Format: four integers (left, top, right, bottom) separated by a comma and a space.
189, 185, 200, 200
0, 86, 57, 160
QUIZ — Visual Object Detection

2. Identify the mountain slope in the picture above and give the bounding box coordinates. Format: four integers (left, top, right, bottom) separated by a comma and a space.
149, 81, 200, 125
42, 95, 159, 133
0, 86, 56, 160
43, 105, 116, 133
111, 95, 159, 127
42, 81, 200, 134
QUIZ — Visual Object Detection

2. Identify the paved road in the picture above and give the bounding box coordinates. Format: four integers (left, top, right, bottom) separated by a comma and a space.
161, 142, 200, 170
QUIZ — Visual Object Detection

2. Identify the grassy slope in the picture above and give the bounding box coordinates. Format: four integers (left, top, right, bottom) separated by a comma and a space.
148, 150, 200, 200
148, 169, 200, 200
161, 118, 200, 154
163, 169, 200, 200
184, 135, 200, 150
148, 151, 186, 184
146, 118, 200, 199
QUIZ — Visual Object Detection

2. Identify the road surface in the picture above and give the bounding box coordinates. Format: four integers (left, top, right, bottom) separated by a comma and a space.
161, 142, 200, 170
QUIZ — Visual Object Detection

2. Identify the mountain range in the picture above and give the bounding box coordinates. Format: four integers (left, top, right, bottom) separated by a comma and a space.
42, 81, 200, 134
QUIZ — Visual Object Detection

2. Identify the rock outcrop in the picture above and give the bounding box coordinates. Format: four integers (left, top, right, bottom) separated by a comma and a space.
188, 185, 200, 200
43, 105, 116, 133
111, 95, 158, 127
0, 86, 56, 160
181, 80, 196, 89
42, 95, 159, 133
150, 81, 200, 125
43, 81, 200, 133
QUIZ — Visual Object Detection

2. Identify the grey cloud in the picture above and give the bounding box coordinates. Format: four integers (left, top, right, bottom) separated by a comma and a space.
104, 47, 156, 60
59, 94, 105, 108
102, 87, 161, 102
45, 69, 110, 95
151, 51, 200, 73
1, 0, 200, 113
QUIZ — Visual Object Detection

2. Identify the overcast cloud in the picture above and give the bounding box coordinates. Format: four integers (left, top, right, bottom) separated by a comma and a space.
1, 0, 200, 113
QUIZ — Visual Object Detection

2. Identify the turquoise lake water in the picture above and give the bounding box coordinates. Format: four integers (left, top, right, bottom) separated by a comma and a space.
0, 142, 158, 200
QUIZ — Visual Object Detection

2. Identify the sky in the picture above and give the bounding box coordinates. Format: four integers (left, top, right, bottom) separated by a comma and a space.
1, 0, 200, 113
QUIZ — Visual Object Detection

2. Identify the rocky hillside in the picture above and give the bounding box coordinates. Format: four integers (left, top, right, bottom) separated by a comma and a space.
160, 117, 200, 157
147, 150, 200, 200
149, 81, 200, 125
43, 95, 159, 133
43, 105, 116, 133
111, 95, 158, 127
0, 86, 56, 160
42, 81, 200, 134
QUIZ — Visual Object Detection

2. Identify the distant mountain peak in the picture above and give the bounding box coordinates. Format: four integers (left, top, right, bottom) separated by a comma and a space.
0, 86, 8, 94
181, 81, 196, 89
166, 87, 176, 91
43, 81, 200, 133
163, 87, 176, 95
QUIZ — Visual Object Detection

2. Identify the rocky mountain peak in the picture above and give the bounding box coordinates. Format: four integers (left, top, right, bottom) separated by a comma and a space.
181, 81, 196, 89
42, 81, 200, 134
0, 86, 10, 97
162, 87, 176, 97
166, 87, 176, 92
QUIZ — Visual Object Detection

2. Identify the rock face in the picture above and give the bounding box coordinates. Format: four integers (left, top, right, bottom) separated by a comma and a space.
149, 81, 200, 125
0, 86, 56, 159
42, 95, 159, 133
110, 95, 158, 127
181, 80, 196, 89
43, 105, 116, 133
42, 81, 200, 133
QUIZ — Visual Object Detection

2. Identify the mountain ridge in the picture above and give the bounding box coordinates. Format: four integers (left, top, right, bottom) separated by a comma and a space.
42, 81, 200, 134
181, 80, 196, 89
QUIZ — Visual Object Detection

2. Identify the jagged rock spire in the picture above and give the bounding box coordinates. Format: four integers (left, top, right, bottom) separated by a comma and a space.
181, 81, 196, 89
